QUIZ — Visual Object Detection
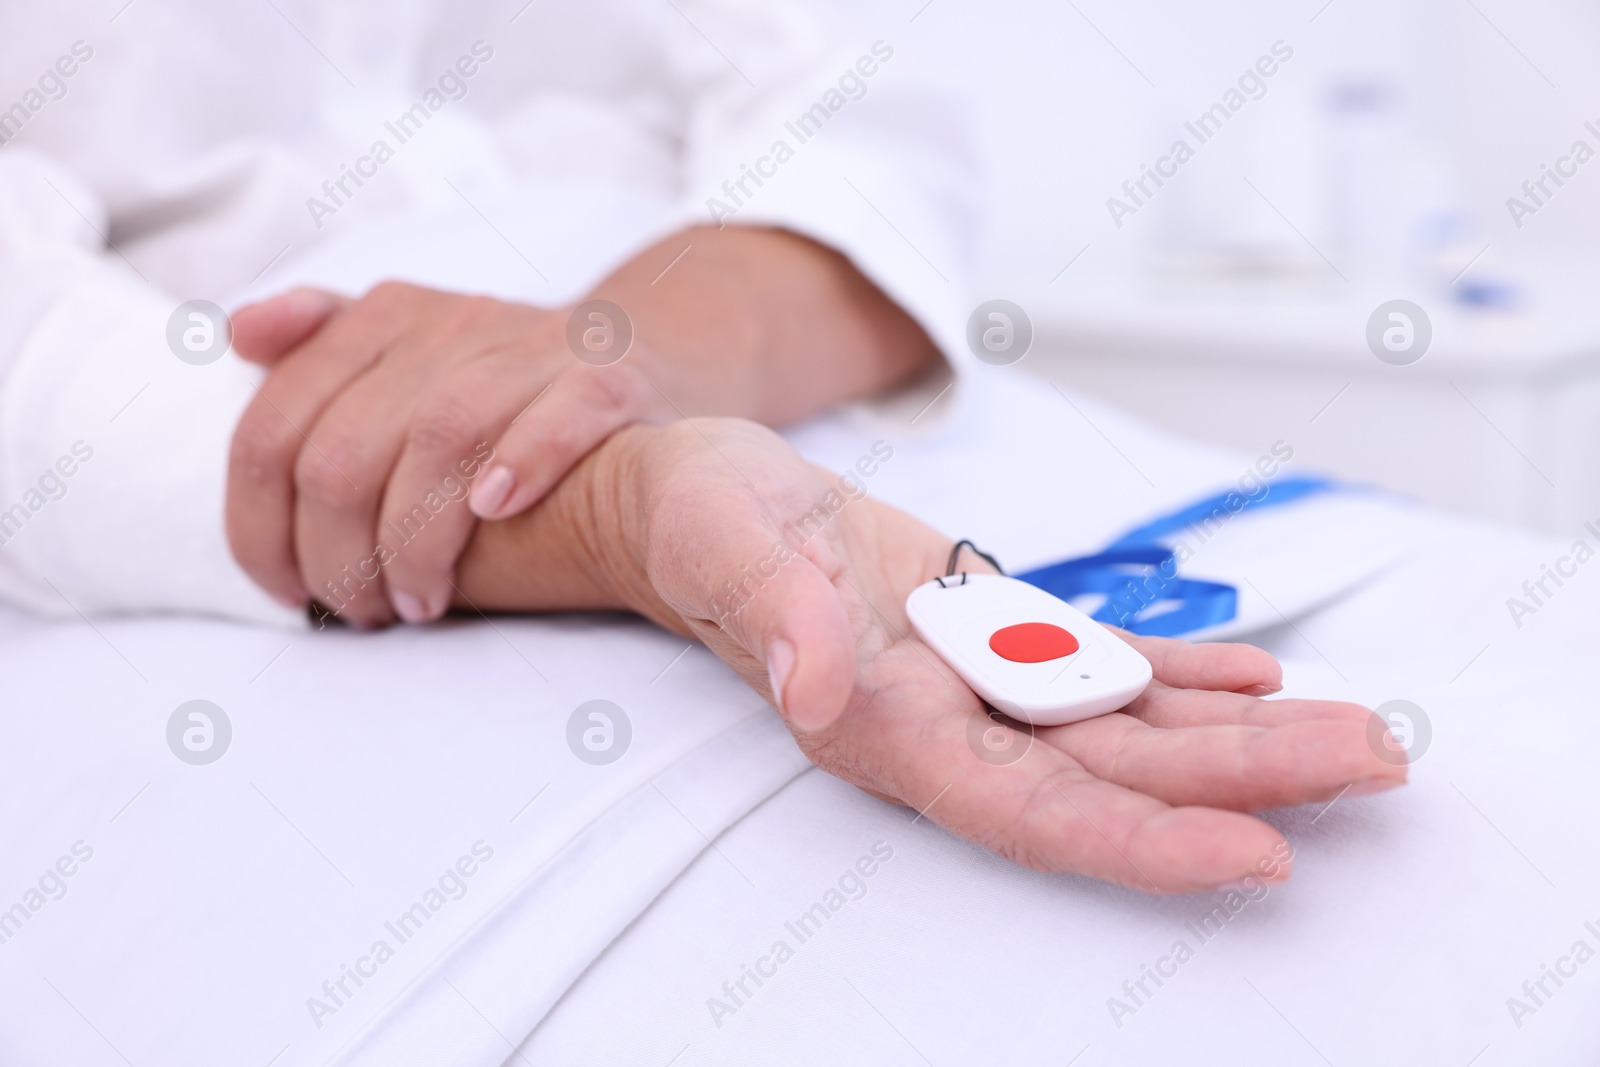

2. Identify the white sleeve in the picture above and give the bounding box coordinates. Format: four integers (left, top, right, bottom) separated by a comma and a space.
662, 1, 981, 402
0, 147, 304, 626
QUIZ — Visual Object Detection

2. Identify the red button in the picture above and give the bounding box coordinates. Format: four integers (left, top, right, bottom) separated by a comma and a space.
989, 622, 1080, 663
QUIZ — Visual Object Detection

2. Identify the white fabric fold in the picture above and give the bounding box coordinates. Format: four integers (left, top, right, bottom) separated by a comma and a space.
329, 713, 809, 1067
0, 362, 1451, 1067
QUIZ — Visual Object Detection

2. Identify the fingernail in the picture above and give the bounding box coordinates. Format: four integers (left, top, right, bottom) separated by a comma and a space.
471, 466, 516, 518
1347, 776, 1404, 797
278, 289, 338, 321
272, 590, 309, 611
392, 591, 433, 624
1238, 683, 1283, 697
766, 638, 796, 716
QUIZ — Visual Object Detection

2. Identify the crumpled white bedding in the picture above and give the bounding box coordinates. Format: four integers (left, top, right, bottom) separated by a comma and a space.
0, 359, 1481, 1067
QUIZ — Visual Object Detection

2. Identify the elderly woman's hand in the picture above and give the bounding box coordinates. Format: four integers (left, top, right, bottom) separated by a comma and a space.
225, 227, 938, 628
456, 418, 1409, 893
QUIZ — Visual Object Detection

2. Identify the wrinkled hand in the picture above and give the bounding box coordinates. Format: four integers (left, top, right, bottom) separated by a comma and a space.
545, 419, 1409, 892
226, 227, 939, 629
226, 283, 672, 626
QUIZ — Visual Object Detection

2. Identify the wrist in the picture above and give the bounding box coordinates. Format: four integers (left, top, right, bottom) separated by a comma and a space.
450, 423, 678, 625
580, 423, 686, 631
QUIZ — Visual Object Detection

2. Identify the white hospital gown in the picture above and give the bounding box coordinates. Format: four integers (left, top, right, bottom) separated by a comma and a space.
0, 0, 976, 623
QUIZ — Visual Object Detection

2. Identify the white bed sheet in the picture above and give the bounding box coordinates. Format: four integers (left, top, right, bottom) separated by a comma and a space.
521, 512, 1600, 1066
0, 367, 1545, 1067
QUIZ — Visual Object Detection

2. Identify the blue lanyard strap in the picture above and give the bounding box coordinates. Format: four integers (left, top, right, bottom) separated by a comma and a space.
1013, 477, 1337, 637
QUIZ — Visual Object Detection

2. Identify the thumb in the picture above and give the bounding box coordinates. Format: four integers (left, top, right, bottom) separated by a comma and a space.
231, 287, 348, 365
742, 553, 858, 733
471, 364, 658, 520
669, 516, 858, 733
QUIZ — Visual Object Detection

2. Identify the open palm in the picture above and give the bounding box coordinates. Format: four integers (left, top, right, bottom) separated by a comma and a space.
630, 420, 1406, 893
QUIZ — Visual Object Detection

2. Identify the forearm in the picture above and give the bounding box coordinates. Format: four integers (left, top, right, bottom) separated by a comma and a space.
587, 226, 939, 422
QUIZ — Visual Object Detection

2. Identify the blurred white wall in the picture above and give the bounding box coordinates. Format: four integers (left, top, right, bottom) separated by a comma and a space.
843, 0, 1600, 532
892, 0, 1600, 289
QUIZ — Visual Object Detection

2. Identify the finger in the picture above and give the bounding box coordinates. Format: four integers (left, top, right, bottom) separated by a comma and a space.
378, 354, 543, 621
290, 355, 444, 626
231, 288, 349, 365
227, 285, 416, 607
470, 363, 658, 520
1127, 687, 1375, 730
648, 473, 858, 732
1042, 702, 1407, 811
1009, 773, 1291, 893
1120, 633, 1283, 694
825, 696, 1291, 892
732, 555, 858, 733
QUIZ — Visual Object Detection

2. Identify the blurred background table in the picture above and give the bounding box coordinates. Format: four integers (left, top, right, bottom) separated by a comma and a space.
896, 0, 1600, 537
1020, 258, 1600, 535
